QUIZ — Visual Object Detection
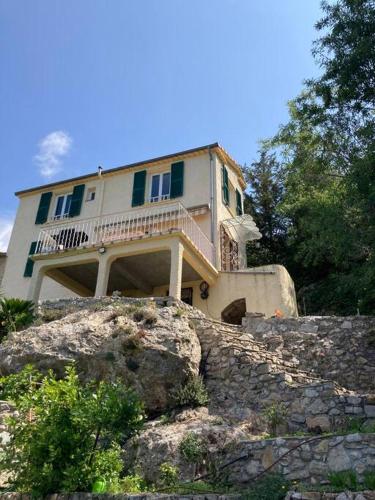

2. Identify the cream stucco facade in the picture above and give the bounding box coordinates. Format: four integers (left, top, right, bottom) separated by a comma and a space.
2, 143, 298, 321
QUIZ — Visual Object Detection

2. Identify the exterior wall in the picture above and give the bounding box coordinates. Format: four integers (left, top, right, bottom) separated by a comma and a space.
2, 152, 214, 300
0, 254, 6, 286
3, 146, 297, 318
119, 264, 298, 319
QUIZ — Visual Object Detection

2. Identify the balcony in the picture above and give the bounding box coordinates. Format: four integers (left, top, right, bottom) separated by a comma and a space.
36, 202, 216, 267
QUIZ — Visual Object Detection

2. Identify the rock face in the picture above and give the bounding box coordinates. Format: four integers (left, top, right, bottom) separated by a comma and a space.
0, 300, 201, 412
0, 297, 374, 491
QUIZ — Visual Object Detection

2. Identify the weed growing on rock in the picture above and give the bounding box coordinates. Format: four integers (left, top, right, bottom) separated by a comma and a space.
364, 470, 375, 490
158, 463, 179, 487
262, 402, 288, 437
179, 432, 207, 464
174, 308, 185, 318
172, 375, 209, 409
244, 473, 290, 500
328, 470, 358, 490
133, 307, 158, 325
116, 474, 148, 493
0, 298, 35, 338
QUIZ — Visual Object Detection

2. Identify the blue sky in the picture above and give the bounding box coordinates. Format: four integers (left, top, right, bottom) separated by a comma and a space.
0, 0, 322, 250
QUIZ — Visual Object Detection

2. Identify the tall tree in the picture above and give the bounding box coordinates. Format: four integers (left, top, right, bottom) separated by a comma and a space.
265, 0, 375, 314
243, 151, 288, 267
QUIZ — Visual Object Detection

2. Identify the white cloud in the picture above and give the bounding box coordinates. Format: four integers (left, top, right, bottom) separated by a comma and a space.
0, 215, 15, 252
34, 131, 72, 178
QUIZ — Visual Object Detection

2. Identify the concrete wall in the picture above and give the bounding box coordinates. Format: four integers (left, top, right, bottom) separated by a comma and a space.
124, 264, 298, 319
0, 254, 6, 288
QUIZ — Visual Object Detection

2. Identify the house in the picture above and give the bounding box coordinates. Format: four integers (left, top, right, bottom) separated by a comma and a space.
2, 143, 298, 321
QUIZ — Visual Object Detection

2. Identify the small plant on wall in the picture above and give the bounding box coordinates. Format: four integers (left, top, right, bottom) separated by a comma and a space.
262, 402, 288, 437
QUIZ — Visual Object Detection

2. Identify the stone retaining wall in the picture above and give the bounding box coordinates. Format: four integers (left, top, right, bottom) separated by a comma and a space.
196, 323, 375, 433
242, 315, 375, 393
286, 491, 375, 499
223, 433, 375, 485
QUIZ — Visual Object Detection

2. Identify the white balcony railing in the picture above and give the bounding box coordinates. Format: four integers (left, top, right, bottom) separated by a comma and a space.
36, 202, 216, 266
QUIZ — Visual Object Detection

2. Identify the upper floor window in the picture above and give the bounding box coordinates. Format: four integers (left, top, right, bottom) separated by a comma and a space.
150, 172, 171, 203
86, 187, 96, 202
54, 193, 72, 220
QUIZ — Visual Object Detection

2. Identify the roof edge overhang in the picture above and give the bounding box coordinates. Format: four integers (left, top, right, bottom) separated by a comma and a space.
15, 142, 246, 197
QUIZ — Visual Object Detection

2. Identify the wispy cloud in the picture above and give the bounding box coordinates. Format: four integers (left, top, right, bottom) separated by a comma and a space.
34, 131, 72, 178
0, 214, 15, 252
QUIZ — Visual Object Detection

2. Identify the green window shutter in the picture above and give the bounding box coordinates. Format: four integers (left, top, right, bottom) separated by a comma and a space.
132, 170, 146, 207
35, 192, 52, 224
23, 241, 37, 277
236, 189, 243, 215
170, 161, 184, 199
69, 184, 85, 217
222, 166, 229, 206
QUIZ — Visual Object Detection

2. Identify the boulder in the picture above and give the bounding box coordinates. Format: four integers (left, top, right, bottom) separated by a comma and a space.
0, 303, 201, 413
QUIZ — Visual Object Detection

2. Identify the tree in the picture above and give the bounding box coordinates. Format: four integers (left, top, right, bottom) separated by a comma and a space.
0, 365, 144, 496
243, 151, 288, 267
259, 0, 375, 314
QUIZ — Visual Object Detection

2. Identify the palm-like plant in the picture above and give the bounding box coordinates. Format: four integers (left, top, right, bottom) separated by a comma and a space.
0, 298, 35, 339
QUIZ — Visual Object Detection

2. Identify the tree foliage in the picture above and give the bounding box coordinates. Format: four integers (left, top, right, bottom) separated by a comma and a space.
0, 365, 144, 497
246, 0, 375, 314
0, 298, 35, 339
243, 151, 288, 267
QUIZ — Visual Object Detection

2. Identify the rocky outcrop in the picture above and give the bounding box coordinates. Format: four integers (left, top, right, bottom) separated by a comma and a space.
0, 298, 374, 492
0, 300, 201, 412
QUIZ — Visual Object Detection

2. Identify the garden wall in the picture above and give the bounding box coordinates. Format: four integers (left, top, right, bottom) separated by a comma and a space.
242, 315, 375, 393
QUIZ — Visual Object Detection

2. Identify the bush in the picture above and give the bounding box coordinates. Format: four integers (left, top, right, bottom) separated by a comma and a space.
328, 470, 358, 490
0, 298, 35, 338
159, 463, 179, 487
179, 432, 207, 464
364, 470, 375, 490
0, 364, 144, 497
244, 473, 290, 500
117, 473, 148, 493
262, 402, 288, 437
172, 375, 209, 409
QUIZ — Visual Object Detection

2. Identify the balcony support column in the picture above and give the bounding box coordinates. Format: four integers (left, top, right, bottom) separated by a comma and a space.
169, 240, 183, 300
27, 261, 45, 305
95, 256, 111, 297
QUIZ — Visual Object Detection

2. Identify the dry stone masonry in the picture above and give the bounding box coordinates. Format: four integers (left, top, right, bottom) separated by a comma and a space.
0, 297, 374, 495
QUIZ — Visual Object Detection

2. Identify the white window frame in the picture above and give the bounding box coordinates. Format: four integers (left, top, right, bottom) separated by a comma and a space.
149, 171, 171, 203
53, 193, 72, 220
86, 188, 96, 202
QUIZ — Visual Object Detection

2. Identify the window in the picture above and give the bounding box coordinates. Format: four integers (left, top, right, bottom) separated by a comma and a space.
150, 172, 171, 202
54, 193, 72, 219
86, 188, 96, 202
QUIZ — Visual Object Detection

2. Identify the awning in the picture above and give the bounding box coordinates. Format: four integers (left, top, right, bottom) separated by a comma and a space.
222, 214, 262, 242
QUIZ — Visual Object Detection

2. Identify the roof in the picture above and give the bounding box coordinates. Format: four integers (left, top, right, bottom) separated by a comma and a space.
15, 142, 246, 196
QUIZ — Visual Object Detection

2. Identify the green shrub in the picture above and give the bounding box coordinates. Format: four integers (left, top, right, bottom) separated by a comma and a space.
179, 432, 207, 464
117, 473, 148, 493
0, 364, 144, 497
262, 402, 288, 437
159, 462, 179, 487
244, 473, 290, 500
328, 470, 358, 490
0, 298, 35, 338
364, 470, 375, 490
172, 375, 209, 409
133, 306, 158, 325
